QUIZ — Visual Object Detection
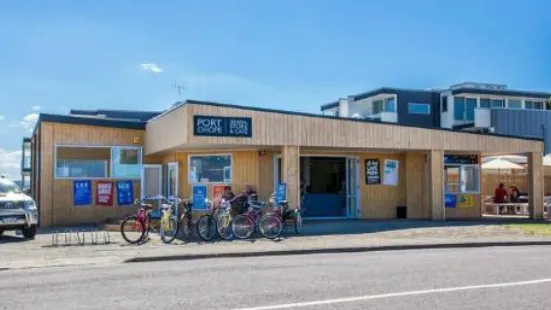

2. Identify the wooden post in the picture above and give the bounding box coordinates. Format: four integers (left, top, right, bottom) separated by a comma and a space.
282, 146, 300, 209
527, 152, 544, 220
428, 150, 445, 220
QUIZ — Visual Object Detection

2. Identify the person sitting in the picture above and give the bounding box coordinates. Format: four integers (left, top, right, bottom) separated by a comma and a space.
494, 183, 508, 214
508, 185, 522, 215
229, 185, 257, 216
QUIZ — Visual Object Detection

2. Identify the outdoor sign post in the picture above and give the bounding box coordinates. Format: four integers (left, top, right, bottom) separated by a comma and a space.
276, 183, 287, 204
192, 184, 208, 211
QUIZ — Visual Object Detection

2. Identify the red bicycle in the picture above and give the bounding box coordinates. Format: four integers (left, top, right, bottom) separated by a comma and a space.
231, 196, 265, 239
259, 193, 303, 239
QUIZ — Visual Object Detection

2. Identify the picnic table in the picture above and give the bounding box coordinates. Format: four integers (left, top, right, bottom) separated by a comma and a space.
484, 196, 551, 215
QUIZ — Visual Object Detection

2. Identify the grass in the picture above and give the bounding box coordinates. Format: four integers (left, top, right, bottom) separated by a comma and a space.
505, 223, 551, 236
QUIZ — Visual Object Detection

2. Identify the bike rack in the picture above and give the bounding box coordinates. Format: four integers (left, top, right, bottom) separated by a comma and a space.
49, 228, 112, 247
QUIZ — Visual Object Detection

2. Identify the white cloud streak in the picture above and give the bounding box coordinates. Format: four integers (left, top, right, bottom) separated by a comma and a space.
140, 63, 163, 73
31, 105, 41, 111
9, 113, 39, 133
0, 148, 21, 180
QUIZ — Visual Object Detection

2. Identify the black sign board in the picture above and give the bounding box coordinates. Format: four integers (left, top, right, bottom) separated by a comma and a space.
365, 159, 381, 184
194, 115, 252, 138
444, 155, 478, 165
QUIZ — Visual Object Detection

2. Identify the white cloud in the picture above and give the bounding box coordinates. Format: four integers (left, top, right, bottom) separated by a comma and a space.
31, 105, 41, 111
10, 113, 39, 133
0, 115, 4, 121
140, 63, 163, 73
0, 148, 21, 180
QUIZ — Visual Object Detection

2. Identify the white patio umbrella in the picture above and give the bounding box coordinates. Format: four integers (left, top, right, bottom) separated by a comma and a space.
543, 155, 551, 166
481, 157, 525, 170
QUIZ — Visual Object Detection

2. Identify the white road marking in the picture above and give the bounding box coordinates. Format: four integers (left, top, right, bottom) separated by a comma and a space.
232, 278, 551, 310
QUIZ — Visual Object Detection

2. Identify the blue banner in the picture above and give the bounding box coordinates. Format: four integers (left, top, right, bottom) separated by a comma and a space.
276, 183, 287, 204
445, 193, 457, 208
192, 184, 208, 210
116, 180, 134, 206
73, 180, 92, 206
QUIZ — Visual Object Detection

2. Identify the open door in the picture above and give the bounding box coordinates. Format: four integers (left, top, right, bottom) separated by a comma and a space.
140, 164, 163, 218
346, 157, 360, 218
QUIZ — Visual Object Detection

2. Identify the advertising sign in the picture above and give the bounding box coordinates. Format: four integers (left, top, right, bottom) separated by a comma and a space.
458, 194, 474, 208
365, 159, 381, 185
96, 181, 114, 206
383, 159, 399, 186
192, 184, 208, 210
116, 180, 134, 206
445, 193, 457, 208
73, 180, 92, 206
193, 115, 252, 137
212, 184, 226, 200
276, 183, 287, 204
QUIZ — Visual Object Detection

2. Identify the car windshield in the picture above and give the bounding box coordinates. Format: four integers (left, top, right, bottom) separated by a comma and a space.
0, 179, 23, 194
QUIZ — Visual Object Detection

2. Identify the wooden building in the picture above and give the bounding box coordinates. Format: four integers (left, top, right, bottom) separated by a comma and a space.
30, 101, 545, 227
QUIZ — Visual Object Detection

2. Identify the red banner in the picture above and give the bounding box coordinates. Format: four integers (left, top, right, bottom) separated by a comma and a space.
212, 185, 226, 200
96, 181, 114, 206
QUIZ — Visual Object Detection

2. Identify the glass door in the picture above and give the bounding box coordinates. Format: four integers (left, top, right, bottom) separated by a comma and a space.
346, 157, 360, 218
140, 164, 163, 218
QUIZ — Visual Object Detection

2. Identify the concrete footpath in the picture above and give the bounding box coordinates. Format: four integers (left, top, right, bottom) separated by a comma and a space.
1, 220, 551, 270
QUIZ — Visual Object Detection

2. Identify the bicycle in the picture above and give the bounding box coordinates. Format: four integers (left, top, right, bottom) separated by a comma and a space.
231, 195, 266, 239
158, 197, 217, 244
215, 198, 234, 240
120, 195, 175, 244
259, 193, 303, 239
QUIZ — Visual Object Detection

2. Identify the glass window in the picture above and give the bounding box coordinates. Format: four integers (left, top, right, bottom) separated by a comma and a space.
189, 155, 232, 183
507, 99, 522, 109
454, 97, 465, 120
460, 165, 480, 193
479, 98, 491, 108
384, 97, 396, 112
491, 99, 504, 108
372, 100, 383, 114
526, 100, 544, 110
56, 160, 107, 178
111, 147, 142, 178
444, 166, 460, 193
441, 96, 448, 112
408, 102, 431, 115
465, 98, 476, 121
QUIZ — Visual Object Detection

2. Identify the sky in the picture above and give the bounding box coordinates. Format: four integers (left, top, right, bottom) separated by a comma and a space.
0, 0, 550, 180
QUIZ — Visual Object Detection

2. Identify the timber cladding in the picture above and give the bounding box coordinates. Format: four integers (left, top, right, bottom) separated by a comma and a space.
145, 103, 543, 155
39, 122, 145, 227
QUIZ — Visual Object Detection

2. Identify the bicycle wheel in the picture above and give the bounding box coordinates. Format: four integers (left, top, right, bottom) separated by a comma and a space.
197, 214, 217, 241
294, 212, 303, 235
216, 213, 233, 240
232, 214, 255, 239
259, 215, 283, 239
160, 217, 179, 244
120, 215, 145, 244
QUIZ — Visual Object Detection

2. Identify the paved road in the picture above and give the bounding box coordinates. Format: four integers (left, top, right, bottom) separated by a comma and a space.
1, 246, 551, 309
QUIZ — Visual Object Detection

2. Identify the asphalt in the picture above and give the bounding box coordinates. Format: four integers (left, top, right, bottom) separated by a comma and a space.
2, 246, 551, 309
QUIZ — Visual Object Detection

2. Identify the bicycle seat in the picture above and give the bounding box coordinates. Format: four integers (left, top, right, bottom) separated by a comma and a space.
142, 203, 154, 210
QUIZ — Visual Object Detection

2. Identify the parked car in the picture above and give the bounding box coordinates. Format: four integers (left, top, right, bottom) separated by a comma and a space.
0, 175, 38, 238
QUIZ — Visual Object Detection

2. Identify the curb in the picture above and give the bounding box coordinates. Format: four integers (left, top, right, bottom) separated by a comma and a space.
124, 240, 551, 263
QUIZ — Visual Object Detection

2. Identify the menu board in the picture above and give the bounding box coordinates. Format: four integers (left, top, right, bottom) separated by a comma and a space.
365, 159, 381, 185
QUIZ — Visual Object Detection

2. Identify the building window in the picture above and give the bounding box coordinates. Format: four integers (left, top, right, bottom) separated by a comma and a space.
441, 96, 448, 112
111, 147, 142, 179
465, 98, 476, 121
526, 100, 544, 110
507, 99, 522, 109
56, 160, 108, 178
453, 97, 476, 121
384, 97, 396, 112
479, 98, 491, 108
444, 164, 480, 194
372, 100, 383, 114
408, 102, 431, 115
491, 99, 505, 108
189, 155, 232, 183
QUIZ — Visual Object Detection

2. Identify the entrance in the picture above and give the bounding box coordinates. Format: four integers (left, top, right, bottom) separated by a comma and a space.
140, 164, 163, 218
274, 155, 359, 219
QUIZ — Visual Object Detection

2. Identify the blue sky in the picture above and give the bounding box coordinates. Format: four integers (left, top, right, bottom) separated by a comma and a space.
0, 0, 550, 179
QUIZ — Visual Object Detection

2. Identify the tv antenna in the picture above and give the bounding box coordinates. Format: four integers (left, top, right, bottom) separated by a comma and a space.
173, 83, 186, 98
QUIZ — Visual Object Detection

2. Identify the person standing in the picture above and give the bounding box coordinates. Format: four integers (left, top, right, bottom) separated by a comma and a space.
494, 183, 508, 214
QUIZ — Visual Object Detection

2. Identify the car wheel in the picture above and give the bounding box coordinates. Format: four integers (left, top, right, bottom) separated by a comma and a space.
22, 225, 37, 239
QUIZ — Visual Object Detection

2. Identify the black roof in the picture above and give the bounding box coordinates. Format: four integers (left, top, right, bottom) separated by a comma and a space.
33, 113, 146, 135
69, 109, 161, 122
451, 88, 551, 100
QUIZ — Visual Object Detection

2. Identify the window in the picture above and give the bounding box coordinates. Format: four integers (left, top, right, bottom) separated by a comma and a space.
189, 155, 232, 183
56, 159, 107, 178
479, 98, 490, 108
453, 97, 475, 121
491, 99, 505, 108
526, 100, 544, 110
372, 100, 384, 114
111, 147, 142, 178
384, 97, 396, 112
465, 98, 476, 121
408, 102, 431, 114
441, 96, 448, 112
507, 99, 522, 109
444, 165, 480, 194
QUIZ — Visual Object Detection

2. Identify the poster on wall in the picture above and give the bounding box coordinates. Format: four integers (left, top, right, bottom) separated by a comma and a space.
383, 159, 399, 186
365, 159, 381, 185
212, 184, 226, 200
276, 183, 287, 204
73, 180, 92, 206
116, 180, 134, 206
192, 184, 208, 210
445, 194, 457, 208
458, 194, 473, 208
96, 181, 114, 206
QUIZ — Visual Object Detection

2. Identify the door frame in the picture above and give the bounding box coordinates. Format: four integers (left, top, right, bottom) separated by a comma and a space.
273, 154, 360, 220
167, 162, 179, 199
